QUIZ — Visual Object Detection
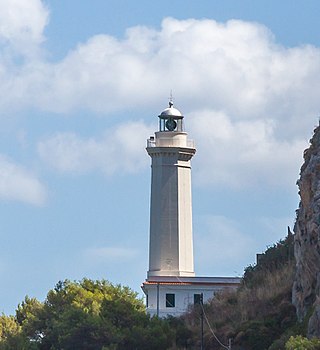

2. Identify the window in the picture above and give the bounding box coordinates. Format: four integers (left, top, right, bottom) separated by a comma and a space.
194, 294, 201, 305
146, 294, 148, 307
166, 293, 175, 307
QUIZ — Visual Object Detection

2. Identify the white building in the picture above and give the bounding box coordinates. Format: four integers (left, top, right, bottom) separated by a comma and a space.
142, 102, 241, 317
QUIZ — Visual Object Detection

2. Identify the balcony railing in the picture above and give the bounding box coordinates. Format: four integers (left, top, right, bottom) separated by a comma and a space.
147, 138, 195, 148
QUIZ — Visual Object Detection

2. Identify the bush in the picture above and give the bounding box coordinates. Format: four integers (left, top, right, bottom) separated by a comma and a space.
285, 335, 320, 350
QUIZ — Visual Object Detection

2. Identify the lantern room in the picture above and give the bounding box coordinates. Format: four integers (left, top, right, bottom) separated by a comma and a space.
158, 101, 184, 132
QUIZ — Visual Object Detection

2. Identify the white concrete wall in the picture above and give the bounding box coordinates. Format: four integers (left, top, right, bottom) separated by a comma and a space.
148, 151, 179, 275
154, 131, 188, 147
147, 130, 196, 278
177, 160, 194, 275
144, 283, 229, 318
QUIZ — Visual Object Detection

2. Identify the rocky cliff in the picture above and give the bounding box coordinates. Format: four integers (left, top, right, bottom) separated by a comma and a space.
293, 125, 320, 337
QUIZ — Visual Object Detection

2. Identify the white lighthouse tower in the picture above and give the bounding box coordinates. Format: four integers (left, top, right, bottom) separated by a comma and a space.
142, 101, 241, 317
147, 101, 195, 278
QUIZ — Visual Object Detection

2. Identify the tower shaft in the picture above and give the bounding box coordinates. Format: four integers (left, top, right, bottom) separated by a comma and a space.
147, 131, 196, 277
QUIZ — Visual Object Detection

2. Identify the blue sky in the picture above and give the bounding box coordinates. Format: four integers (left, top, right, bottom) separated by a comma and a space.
0, 0, 320, 314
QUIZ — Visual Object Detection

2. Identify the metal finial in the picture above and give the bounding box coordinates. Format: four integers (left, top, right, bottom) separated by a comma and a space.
169, 90, 174, 107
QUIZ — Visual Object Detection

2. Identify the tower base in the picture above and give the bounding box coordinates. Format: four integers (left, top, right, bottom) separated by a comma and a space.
147, 270, 195, 278
142, 275, 241, 317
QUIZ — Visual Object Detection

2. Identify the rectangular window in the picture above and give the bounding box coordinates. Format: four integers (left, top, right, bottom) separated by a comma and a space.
194, 294, 201, 305
146, 294, 148, 307
166, 293, 175, 307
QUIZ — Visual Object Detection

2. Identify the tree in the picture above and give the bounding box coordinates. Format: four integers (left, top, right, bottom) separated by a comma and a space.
0, 314, 32, 350
0, 279, 176, 349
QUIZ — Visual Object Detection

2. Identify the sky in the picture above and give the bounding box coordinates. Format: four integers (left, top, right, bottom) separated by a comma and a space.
0, 0, 320, 315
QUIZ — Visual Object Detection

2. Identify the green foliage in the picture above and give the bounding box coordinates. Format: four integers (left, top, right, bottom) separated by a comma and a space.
0, 279, 176, 350
0, 315, 20, 340
268, 333, 292, 350
238, 320, 278, 349
285, 335, 320, 350
243, 229, 294, 289
0, 314, 35, 350
166, 316, 194, 348
182, 230, 297, 350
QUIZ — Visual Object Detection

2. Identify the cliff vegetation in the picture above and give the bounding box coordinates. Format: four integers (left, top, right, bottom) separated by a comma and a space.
181, 230, 299, 349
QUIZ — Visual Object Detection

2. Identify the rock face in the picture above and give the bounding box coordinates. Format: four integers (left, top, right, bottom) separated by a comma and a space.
293, 126, 320, 337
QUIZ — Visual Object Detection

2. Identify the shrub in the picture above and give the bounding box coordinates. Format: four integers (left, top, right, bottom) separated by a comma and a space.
285, 335, 320, 350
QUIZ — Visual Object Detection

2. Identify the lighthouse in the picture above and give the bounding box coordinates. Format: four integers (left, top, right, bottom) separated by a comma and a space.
142, 101, 241, 317
147, 101, 196, 278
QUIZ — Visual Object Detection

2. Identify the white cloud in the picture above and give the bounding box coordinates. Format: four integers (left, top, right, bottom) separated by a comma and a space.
36, 110, 308, 189
0, 155, 46, 205
37, 121, 153, 175
0, 15, 319, 125
0, 0, 48, 112
0, 12, 318, 189
35, 18, 320, 133
0, 0, 48, 57
189, 110, 308, 188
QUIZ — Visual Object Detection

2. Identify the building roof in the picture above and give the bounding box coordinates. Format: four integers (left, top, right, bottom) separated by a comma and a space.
144, 275, 241, 286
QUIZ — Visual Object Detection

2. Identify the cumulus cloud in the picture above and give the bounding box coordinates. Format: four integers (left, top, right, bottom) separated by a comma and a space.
0, 155, 46, 205
36, 110, 307, 188
37, 121, 153, 175
0, 15, 319, 124
189, 110, 308, 188
33, 18, 320, 130
0, 0, 48, 112
0, 11, 319, 189
0, 0, 48, 57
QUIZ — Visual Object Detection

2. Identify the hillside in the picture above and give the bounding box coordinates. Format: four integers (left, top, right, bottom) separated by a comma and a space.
181, 230, 298, 350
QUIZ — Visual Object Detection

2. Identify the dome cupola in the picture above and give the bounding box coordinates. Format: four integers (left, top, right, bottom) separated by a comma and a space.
158, 101, 184, 132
